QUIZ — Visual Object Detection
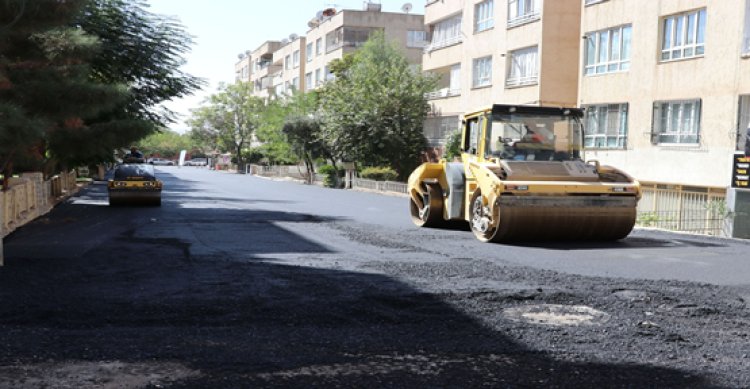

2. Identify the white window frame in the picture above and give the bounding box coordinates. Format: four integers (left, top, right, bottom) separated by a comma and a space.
284, 55, 291, 70
507, 0, 540, 28
743, 1, 750, 55
472, 56, 492, 88
583, 104, 628, 149
738, 95, 750, 152
293, 50, 300, 68
304, 72, 313, 91
585, 25, 632, 75
475, 0, 494, 33
661, 8, 706, 62
315, 68, 321, 86
316, 38, 323, 56
306, 43, 313, 63
426, 14, 463, 52
407, 30, 428, 48
506, 46, 538, 87
584, 0, 607, 5
652, 99, 702, 145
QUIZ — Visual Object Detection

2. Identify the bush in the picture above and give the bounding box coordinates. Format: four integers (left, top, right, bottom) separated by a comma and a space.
360, 166, 398, 181
317, 164, 340, 188
443, 130, 462, 161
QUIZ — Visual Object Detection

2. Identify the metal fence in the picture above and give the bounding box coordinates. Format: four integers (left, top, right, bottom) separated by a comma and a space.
636, 182, 729, 236
352, 178, 408, 194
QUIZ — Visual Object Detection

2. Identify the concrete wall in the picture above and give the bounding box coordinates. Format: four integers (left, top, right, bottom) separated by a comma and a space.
1, 171, 77, 239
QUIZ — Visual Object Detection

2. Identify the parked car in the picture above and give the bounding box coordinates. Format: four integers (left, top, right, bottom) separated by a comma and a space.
185, 158, 208, 166
148, 158, 174, 166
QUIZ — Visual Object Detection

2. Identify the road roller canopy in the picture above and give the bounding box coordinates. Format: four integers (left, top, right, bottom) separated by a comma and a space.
113, 164, 157, 181
476, 105, 584, 162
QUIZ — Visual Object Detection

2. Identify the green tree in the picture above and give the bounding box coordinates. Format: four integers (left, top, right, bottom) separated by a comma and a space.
282, 115, 332, 184
187, 82, 264, 170
0, 0, 128, 184
320, 32, 436, 180
138, 130, 194, 159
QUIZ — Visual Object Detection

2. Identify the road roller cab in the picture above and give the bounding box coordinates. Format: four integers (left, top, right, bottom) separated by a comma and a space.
108, 163, 163, 206
408, 104, 641, 242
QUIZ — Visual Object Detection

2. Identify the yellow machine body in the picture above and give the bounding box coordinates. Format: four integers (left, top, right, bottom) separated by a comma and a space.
408, 105, 640, 242
108, 163, 162, 206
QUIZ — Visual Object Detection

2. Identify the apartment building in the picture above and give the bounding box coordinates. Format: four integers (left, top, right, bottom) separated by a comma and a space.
248, 40, 282, 100
303, 4, 425, 93
579, 0, 750, 189
422, 0, 582, 148
234, 51, 252, 83
272, 35, 306, 96
235, 3, 425, 100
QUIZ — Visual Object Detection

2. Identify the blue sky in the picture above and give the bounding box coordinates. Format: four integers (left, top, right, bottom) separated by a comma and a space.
145, 0, 425, 132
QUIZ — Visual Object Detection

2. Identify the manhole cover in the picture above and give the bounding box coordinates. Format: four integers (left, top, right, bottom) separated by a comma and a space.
503, 304, 610, 326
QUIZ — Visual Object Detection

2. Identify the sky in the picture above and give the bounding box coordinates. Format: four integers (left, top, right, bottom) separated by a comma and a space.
145, 0, 426, 133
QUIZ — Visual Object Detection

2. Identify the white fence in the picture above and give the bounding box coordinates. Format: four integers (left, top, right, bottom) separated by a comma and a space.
352, 178, 408, 194
637, 182, 729, 236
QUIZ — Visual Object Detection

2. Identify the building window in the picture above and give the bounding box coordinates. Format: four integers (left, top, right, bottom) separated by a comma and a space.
661, 8, 706, 61
652, 99, 701, 144
305, 72, 312, 91
306, 43, 313, 62
744, 1, 750, 55
316, 38, 323, 56
285, 55, 291, 70
738, 95, 750, 153
424, 116, 460, 147
472, 56, 492, 88
585, 25, 631, 75
324, 66, 335, 81
407, 30, 428, 48
508, 0, 540, 28
506, 46, 538, 87
427, 14, 462, 52
315, 68, 321, 86
475, 0, 494, 33
292, 77, 299, 90
584, 104, 628, 149
293, 50, 300, 68
585, 0, 607, 5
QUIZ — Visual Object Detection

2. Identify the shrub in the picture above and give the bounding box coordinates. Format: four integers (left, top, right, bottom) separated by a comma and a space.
360, 166, 398, 181
317, 164, 340, 188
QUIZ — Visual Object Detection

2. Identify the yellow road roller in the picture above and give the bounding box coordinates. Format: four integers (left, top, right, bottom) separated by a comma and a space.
408, 105, 640, 242
108, 163, 162, 206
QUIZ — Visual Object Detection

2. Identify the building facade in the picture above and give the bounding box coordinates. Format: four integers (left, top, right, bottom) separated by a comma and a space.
580, 0, 750, 188
236, 4, 425, 100
422, 0, 582, 148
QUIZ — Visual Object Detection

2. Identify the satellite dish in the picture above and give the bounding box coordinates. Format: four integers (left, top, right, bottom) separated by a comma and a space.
281, 38, 289, 45
401, 2, 412, 13
237, 53, 245, 60
245, 50, 251, 56
308, 19, 320, 28
316, 10, 324, 19
289, 33, 299, 41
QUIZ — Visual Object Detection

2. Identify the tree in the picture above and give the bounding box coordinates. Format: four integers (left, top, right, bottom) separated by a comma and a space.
283, 115, 331, 184
138, 130, 194, 159
187, 82, 264, 170
0, 0, 129, 184
320, 32, 437, 180
0, 0, 201, 184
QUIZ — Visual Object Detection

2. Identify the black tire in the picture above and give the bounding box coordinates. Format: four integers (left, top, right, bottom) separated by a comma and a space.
409, 183, 445, 228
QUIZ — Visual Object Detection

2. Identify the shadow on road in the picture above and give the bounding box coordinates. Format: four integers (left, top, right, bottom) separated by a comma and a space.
0, 175, 720, 387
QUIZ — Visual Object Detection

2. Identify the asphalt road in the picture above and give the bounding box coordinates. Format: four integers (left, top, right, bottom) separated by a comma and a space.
1, 166, 749, 388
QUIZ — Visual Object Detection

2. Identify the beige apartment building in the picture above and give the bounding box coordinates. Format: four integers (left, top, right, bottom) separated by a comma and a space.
234, 3, 425, 99
579, 0, 750, 189
272, 36, 307, 96
422, 0, 582, 148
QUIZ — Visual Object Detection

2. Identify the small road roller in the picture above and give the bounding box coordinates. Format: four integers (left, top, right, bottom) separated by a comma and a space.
408, 105, 640, 242
108, 162, 162, 206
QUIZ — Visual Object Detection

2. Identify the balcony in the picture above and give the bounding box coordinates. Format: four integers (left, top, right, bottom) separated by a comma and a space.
425, 88, 461, 100
424, 35, 462, 53
505, 75, 538, 88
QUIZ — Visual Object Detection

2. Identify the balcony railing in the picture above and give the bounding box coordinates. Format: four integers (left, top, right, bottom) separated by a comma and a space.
425, 88, 461, 100
424, 35, 463, 53
505, 75, 538, 88
507, 11, 540, 28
